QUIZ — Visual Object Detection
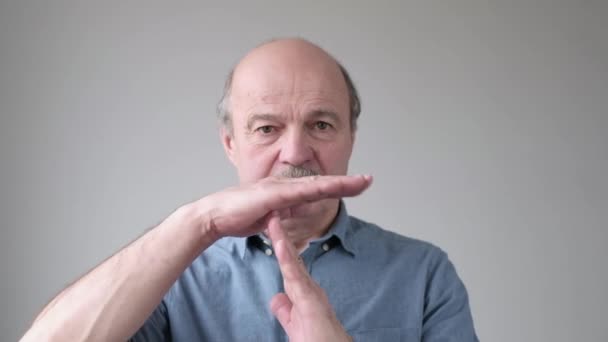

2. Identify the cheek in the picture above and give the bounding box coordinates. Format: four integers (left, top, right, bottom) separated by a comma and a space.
237, 144, 279, 181
316, 139, 353, 175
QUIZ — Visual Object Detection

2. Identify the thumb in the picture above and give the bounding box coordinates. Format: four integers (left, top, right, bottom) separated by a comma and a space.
270, 292, 293, 330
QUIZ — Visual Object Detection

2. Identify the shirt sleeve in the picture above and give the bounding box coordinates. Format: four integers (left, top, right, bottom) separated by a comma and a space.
128, 299, 171, 342
422, 249, 479, 342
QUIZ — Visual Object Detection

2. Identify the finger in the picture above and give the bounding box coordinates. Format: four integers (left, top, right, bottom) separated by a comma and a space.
263, 175, 373, 212
267, 215, 315, 300
306, 174, 372, 198
270, 293, 293, 330
283, 174, 372, 191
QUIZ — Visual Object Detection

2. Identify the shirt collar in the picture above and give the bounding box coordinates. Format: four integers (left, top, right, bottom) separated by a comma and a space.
323, 200, 357, 255
235, 200, 357, 259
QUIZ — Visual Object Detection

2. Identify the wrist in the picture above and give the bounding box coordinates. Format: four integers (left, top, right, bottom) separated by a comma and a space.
173, 199, 221, 246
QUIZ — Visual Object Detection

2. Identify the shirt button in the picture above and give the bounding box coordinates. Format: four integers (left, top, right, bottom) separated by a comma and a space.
322, 243, 330, 252
265, 248, 273, 256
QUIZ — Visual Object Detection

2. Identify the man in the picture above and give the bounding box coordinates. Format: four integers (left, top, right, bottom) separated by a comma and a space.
21, 38, 478, 341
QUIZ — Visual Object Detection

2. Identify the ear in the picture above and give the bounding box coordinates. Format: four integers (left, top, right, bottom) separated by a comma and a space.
220, 126, 237, 166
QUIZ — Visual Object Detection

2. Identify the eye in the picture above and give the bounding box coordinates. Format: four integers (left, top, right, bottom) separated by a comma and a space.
256, 125, 275, 134
315, 121, 332, 130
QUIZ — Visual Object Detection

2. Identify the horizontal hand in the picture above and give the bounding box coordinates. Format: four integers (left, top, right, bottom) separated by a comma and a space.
194, 174, 372, 240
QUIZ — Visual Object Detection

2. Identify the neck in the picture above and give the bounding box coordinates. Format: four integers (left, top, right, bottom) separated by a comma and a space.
269, 199, 340, 253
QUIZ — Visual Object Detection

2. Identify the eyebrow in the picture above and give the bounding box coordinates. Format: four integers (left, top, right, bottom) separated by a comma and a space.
246, 113, 281, 131
308, 110, 341, 125
245, 110, 343, 131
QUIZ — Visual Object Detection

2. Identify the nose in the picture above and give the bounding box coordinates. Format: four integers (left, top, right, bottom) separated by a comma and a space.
278, 128, 314, 167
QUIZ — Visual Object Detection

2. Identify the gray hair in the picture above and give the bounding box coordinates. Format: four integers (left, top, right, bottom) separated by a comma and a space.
278, 165, 319, 178
216, 62, 361, 135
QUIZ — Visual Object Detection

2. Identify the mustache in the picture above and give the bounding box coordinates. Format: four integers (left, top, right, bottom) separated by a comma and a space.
278, 166, 320, 178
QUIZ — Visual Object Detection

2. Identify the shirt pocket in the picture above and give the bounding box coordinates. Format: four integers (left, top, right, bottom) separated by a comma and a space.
349, 327, 420, 342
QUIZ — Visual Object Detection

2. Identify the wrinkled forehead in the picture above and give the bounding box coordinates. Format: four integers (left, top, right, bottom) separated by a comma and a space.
232, 69, 346, 105
229, 44, 350, 117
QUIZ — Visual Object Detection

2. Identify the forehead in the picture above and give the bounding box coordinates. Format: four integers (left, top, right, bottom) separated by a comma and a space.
229, 42, 350, 119
231, 67, 348, 114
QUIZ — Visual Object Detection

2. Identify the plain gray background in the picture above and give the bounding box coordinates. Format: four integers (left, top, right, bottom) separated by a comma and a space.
1, 1, 607, 341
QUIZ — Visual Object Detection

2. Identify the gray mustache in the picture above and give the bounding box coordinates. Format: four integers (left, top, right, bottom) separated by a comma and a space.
279, 166, 320, 178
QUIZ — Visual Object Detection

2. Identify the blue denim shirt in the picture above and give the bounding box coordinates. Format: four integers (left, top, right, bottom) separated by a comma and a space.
131, 203, 478, 341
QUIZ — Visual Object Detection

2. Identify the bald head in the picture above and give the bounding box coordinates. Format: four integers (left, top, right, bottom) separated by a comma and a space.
217, 38, 360, 134
234, 39, 344, 93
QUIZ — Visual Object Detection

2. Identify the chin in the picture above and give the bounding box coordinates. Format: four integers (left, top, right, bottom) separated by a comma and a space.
287, 198, 337, 219
289, 202, 319, 217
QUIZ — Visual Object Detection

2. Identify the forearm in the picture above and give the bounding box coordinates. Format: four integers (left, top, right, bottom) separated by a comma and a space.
21, 201, 216, 342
